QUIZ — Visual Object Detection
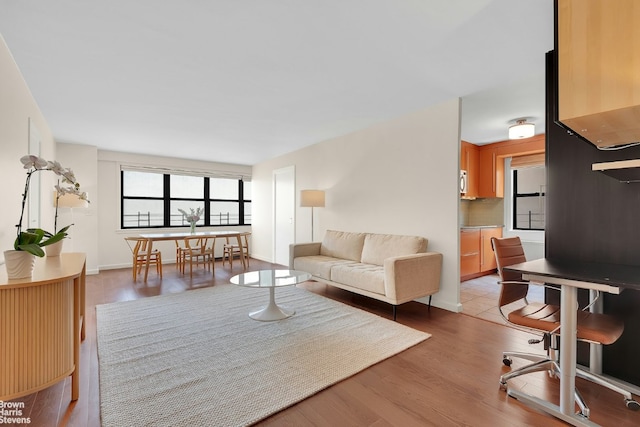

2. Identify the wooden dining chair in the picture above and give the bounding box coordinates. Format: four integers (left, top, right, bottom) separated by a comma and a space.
182, 236, 215, 278
222, 232, 250, 269
174, 238, 193, 272
125, 237, 162, 281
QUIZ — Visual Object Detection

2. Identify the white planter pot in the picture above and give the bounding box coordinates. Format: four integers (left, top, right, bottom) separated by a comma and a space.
4, 249, 36, 279
45, 240, 64, 257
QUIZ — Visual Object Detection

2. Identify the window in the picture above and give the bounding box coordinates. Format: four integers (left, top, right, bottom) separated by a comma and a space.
121, 170, 251, 229
512, 165, 545, 230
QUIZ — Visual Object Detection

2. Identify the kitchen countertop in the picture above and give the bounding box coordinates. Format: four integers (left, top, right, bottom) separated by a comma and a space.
460, 225, 504, 229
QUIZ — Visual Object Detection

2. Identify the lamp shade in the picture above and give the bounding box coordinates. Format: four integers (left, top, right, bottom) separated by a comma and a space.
508, 120, 535, 139
56, 192, 89, 208
300, 190, 325, 207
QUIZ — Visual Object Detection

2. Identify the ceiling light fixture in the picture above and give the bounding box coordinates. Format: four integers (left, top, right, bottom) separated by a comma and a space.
508, 119, 535, 140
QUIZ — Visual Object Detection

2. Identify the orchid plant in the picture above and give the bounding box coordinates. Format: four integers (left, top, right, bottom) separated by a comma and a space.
178, 207, 203, 232
14, 155, 89, 257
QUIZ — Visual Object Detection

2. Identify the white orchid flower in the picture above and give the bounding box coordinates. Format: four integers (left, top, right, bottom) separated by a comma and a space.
16, 155, 89, 255
48, 160, 65, 175
60, 168, 77, 184
20, 155, 48, 170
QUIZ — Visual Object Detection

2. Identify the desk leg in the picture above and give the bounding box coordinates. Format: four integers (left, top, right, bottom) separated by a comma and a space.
560, 285, 578, 415
508, 284, 600, 426
589, 290, 603, 374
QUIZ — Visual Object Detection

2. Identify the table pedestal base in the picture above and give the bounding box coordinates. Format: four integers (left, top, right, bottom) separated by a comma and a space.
249, 287, 295, 321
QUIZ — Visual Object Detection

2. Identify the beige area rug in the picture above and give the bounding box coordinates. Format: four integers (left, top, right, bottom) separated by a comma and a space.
96, 284, 430, 427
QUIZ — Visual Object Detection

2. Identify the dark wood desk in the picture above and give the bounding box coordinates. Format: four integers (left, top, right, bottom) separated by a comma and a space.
506, 258, 640, 292
504, 258, 640, 427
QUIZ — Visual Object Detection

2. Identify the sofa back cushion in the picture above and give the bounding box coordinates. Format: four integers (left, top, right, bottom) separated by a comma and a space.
361, 233, 427, 266
320, 230, 366, 262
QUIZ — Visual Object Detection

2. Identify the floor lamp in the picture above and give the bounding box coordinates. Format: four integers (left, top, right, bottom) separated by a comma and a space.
56, 192, 89, 251
300, 190, 325, 242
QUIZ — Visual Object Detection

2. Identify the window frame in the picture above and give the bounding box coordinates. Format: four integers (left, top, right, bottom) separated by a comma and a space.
512, 168, 545, 231
121, 170, 251, 229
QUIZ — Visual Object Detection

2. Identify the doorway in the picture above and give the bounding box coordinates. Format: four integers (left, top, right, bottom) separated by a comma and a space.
273, 166, 295, 266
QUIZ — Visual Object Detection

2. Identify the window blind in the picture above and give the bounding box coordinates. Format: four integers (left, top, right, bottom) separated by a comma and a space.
510, 153, 545, 169
120, 163, 251, 181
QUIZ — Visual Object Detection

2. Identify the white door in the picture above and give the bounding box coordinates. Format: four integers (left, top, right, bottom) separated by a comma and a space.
273, 166, 295, 266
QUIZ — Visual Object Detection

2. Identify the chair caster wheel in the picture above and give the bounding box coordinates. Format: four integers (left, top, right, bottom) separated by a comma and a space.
625, 399, 640, 411
503, 357, 512, 367
499, 381, 507, 391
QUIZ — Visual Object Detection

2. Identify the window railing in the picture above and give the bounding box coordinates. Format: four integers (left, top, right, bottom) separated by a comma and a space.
123, 212, 252, 228
123, 212, 153, 228
515, 211, 545, 230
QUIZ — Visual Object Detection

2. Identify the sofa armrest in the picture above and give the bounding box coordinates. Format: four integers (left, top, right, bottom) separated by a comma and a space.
383, 252, 443, 304
289, 242, 322, 268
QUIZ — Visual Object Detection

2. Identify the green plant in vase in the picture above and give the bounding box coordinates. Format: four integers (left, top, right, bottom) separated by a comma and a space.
178, 207, 203, 234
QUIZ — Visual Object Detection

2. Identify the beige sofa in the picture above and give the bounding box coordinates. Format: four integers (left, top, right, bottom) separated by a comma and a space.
289, 230, 442, 319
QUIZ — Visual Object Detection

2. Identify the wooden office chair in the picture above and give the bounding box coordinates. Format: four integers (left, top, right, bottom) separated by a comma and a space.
125, 237, 162, 281
222, 231, 250, 269
182, 236, 214, 278
491, 236, 638, 416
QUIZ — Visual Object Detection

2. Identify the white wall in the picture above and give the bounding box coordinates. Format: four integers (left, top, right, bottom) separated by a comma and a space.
96, 150, 252, 270
252, 99, 462, 312
55, 143, 100, 273
0, 35, 57, 261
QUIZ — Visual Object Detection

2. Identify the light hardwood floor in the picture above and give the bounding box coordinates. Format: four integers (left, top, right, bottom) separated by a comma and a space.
460, 274, 544, 324
8, 259, 640, 426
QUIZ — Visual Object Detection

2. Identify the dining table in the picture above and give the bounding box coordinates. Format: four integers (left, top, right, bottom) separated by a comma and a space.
138, 230, 246, 282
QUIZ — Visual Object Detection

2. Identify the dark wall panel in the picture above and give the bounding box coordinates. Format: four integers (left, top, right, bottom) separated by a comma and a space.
546, 51, 640, 385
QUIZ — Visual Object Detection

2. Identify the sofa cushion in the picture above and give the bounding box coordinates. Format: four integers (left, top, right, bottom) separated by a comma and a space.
319, 230, 366, 262
361, 233, 427, 266
330, 263, 385, 295
293, 255, 356, 281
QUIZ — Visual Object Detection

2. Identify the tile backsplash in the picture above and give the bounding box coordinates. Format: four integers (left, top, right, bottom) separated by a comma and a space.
460, 198, 505, 226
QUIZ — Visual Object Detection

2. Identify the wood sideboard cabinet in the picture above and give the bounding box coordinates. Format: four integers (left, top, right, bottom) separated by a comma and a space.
0, 252, 86, 401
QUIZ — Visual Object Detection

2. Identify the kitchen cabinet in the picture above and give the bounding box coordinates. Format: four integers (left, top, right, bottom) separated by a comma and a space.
480, 227, 502, 272
460, 227, 503, 280
478, 146, 504, 198
460, 229, 480, 278
557, 0, 640, 148
460, 140, 479, 199
474, 135, 545, 199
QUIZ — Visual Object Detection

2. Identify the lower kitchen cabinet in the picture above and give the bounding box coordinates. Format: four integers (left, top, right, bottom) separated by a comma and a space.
460, 229, 481, 278
460, 226, 503, 281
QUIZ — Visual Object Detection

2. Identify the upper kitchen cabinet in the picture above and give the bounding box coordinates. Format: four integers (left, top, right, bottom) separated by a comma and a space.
557, 0, 640, 148
461, 140, 479, 199
476, 135, 545, 198
478, 145, 504, 198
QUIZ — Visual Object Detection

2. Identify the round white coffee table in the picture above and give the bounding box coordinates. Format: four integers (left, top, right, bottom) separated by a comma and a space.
230, 269, 312, 321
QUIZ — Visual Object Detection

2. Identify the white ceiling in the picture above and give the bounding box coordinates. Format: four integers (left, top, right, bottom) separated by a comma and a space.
0, 0, 553, 166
